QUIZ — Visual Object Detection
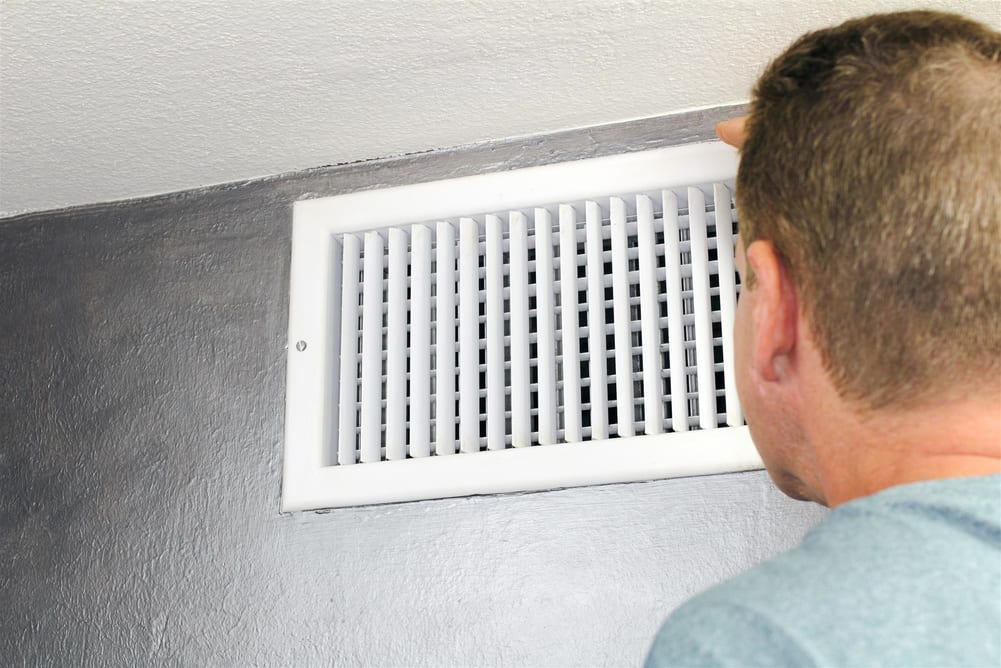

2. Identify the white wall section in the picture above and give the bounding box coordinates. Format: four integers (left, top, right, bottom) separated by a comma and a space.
2, 0, 997, 216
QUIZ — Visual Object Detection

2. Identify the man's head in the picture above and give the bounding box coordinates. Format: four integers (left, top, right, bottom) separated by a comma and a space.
739, 10, 1000, 407
729, 11, 1001, 501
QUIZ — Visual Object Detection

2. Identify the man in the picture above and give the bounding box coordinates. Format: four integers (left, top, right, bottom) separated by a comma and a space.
647, 10, 1000, 667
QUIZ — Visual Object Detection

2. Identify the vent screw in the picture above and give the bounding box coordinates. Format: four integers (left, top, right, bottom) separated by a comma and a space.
295, 340, 307, 352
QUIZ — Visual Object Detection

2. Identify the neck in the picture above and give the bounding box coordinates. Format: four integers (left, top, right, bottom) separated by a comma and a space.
808, 390, 1001, 508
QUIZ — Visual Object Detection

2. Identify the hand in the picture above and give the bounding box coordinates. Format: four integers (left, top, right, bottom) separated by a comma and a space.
716, 116, 748, 149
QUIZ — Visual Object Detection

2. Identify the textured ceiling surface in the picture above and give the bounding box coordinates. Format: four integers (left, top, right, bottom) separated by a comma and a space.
1, 0, 998, 216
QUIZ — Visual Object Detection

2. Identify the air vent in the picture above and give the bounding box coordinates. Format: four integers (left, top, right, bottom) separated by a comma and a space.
283, 141, 762, 511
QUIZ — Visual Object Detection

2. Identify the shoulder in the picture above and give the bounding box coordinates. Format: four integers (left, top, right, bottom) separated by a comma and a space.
646, 595, 819, 668
646, 475, 1001, 667
645, 539, 834, 668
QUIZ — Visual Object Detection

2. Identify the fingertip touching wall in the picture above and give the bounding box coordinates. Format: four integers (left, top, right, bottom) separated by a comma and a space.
0, 106, 829, 666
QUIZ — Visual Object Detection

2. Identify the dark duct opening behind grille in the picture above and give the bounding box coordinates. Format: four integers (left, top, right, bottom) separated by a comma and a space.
327, 183, 742, 466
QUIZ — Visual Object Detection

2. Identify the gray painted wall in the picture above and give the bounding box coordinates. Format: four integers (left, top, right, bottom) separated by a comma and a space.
0, 107, 827, 667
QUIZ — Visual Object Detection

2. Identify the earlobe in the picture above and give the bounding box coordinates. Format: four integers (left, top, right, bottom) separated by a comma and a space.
745, 241, 799, 383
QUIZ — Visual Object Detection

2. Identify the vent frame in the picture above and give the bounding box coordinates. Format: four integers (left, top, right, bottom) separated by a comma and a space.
283, 141, 762, 512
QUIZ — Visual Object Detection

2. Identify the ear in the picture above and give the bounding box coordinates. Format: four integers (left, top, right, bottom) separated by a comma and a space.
745, 240, 799, 382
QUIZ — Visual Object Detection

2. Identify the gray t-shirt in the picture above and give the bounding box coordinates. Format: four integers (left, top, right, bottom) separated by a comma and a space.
646, 474, 1001, 667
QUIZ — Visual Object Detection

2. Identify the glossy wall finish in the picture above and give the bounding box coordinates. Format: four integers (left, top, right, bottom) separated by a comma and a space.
0, 107, 828, 666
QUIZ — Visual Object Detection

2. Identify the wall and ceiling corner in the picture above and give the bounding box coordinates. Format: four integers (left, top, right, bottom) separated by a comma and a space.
0, 104, 830, 666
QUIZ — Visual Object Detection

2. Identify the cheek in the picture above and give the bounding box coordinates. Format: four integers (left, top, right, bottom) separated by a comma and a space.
734, 297, 770, 459
733, 294, 752, 409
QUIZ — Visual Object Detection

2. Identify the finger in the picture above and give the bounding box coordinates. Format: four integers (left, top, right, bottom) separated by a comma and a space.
716, 116, 748, 149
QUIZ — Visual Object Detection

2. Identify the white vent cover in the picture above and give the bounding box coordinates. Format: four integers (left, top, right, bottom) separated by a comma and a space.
283, 141, 762, 511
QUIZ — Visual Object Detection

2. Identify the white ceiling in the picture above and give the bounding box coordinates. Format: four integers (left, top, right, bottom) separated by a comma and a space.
1, 0, 997, 216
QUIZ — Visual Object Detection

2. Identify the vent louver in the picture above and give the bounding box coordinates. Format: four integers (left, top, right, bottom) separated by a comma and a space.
283, 142, 763, 511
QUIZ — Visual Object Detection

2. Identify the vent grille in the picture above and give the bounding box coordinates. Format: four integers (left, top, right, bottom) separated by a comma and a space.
330, 185, 741, 466
283, 141, 762, 511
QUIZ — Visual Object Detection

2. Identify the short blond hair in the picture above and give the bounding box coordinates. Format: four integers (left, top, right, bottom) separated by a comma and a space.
737, 10, 1001, 409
